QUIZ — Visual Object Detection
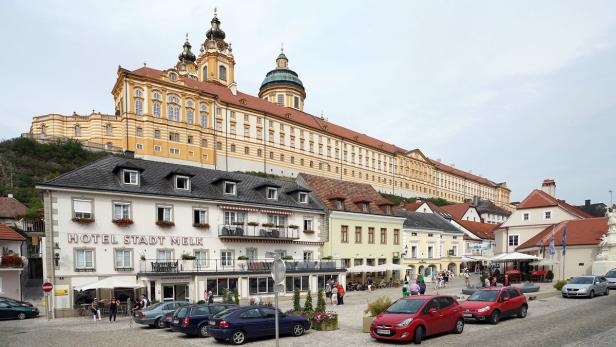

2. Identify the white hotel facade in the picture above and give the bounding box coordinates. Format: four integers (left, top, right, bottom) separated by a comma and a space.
38, 156, 345, 317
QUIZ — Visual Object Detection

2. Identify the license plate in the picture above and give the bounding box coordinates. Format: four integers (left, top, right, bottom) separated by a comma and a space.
376, 329, 390, 335
173, 319, 179, 324
463, 313, 473, 318
209, 321, 215, 326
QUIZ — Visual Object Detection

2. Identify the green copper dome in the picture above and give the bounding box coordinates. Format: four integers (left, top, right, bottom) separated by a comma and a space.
260, 68, 305, 91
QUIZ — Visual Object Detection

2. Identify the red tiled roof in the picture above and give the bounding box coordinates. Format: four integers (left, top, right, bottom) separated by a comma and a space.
455, 219, 499, 240
516, 190, 593, 218
517, 217, 608, 250
400, 201, 423, 211
299, 173, 391, 215
430, 160, 496, 187
0, 197, 27, 219
440, 203, 473, 220
0, 223, 26, 241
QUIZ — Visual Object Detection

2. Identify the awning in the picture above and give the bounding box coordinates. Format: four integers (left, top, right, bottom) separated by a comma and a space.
490, 252, 539, 262
218, 205, 259, 213
347, 265, 378, 273
77, 277, 145, 290
462, 256, 488, 262
387, 264, 406, 271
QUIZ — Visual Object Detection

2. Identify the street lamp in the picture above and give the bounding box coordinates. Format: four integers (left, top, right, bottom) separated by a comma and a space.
53, 243, 60, 267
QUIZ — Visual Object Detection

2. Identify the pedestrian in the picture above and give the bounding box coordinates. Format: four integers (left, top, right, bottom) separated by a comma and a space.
504, 274, 510, 286
208, 290, 214, 304
464, 269, 471, 287
418, 273, 424, 283
410, 281, 420, 295
367, 276, 374, 292
325, 279, 333, 304
140, 295, 148, 309
108, 297, 118, 322
332, 282, 338, 305
484, 276, 490, 287
402, 281, 410, 297
91, 298, 102, 321
419, 280, 426, 295
336, 282, 345, 305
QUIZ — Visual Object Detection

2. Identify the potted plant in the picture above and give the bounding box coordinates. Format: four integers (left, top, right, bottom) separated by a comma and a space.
311, 311, 338, 331
232, 221, 245, 226
247, 221, 259, 227
237, 255, 249, 270
72, 217, 95, 224
262, 222, 274, 228
303, 229, 315, 234
193, 222, 210, 229
288, 224, 299, 229
156, 220, 175, 228
321, 256, 333, 260
363, 297, 392, 333
112, 218, 134, 226
282, 255, 294, 260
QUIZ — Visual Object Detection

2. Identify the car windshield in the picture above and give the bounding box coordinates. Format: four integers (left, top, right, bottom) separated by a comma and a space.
569, 277, 594, 284
384, 299, 425, 314
176, 307, 188, 318
212, 307, 237, 319
606, 271, 616, 278
145, 302, 164, 311
467, 290, 500, 302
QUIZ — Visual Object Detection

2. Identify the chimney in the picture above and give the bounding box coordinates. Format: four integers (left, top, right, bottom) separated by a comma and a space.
472, 195, 480, 206
124, 150, 135, 159
585, 199, 591, 208
541, 179, 556, 197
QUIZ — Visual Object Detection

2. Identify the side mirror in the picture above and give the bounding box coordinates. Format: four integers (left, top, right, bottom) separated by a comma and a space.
503, 297, 510, 302
428, 308, 438, 315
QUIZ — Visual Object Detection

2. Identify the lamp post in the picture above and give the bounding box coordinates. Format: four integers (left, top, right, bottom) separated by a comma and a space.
53, 242, 60, 267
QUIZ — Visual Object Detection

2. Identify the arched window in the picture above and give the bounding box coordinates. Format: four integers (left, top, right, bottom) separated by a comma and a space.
219, 65, 227, 81
186, 109, 194, 125
40, 124, 47, 135
200, 112, 208, 128
202, 65, 207, 80
166, 95, 181, 121
105, 124, 112, 136
186, 100, 194, 108
134, 99, 143, 115
153, 101, 161, 118
152, 91, 161, 100
74, 124, 81, 137
134, 89, 143, 97
199, 103, 208, 112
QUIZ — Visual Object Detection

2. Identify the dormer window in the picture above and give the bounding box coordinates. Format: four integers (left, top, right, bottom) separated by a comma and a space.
362, 203, 369, 212
298, 192, 308, 204
335, 200, 343, 210
385, 205, 392, 215
175, 175, 190, 191
224, 181, 237, 195
169, 72, 177, 81
123, 169, 139, 185
266, 187, 278, 200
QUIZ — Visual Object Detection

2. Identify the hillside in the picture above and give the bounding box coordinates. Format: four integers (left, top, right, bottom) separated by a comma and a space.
0, 138, 109, 216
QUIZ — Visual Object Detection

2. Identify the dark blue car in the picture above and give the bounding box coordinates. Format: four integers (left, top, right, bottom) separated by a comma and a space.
170, 304, 238, 337
207, 306, 310, 345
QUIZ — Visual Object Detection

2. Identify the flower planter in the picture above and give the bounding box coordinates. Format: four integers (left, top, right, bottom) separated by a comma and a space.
312, 319, 338, 331
303, 229, 315, 234
72, 218, 94, 224
156, 221, 175, 228
112, 219, 133, 227
193, 223, 210, 229
362, 316, 374, 333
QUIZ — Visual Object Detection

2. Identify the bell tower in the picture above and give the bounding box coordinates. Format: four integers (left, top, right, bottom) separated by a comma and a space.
176, 33, 197, 78
258, 45, 306, 110
196, 8, 236, 93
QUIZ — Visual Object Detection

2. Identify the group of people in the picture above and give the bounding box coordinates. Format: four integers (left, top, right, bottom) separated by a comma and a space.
89, 294, 149, 322
324, 278, 346, 305
402, 273, 427, 296
483, 274, 510, 287
435, 270, 455, 288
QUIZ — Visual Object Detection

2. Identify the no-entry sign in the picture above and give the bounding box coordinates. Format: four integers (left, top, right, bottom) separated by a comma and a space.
42, 282, 53, 293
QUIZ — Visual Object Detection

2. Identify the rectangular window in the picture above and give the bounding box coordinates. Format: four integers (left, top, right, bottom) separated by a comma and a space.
224, 211, 246, 225
508, 235, 519, 246
267, 215, 286, 227
123, 169, 139, 185
193, 208, 207, 225
298, 192, 308, 204
187, 135, 193, 144
523, 213, 529, 221
216, 142, 222, 150
75, 249, 94, 270
452, 245, 458, 256
221, 250, 234, 267
257, 148, 262, 157
393, 229, 400, 245
303, 251, 313, 261
427, 246, 434, 258
169, 148, 180, 155
411, 245, 417, 258
544, 211, 551, 219
169, 132, 180, 142
303, 217, 313, 231
355, 226, 362, 243
114, 249, 133, 270
154, 145, 161, 152
277, 94, 284, 105
285, 275, 309, 292
244, 146, 250, 155
157, 249, 173, 261
136, 127, 143, 136
230, 144, 236, 152
156, 206, 173, 222
368, 227, 375, 244
380, 228, 387, 244
154, 129, 161, 139
224, 181, 237, 195
266, 187, 278, 200
113, 202, 130, 220
73, 199, 93, 219
249, 277, 274, 294
175, 175, 190, 190
194, 250, 209, 269
294, 96, 299, 109
136, 144, 144, 150
246, 248, 257, 260
341, 225, 348, 243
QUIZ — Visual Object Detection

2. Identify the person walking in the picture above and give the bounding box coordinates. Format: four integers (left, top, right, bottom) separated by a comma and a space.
331, 282, 338, 305
91, 298, 102, 321
336, 282, 345, 305
108, 297, 118, 322
140, 295, 148, 309
208, 290, 214, 304
402, 281, 410, 297
419, 280, 426, 295
410, 281, 420, 295
484, 276, 490, 287
325, 279, 333, 304
504, 274, 510, 286
464, 269, 471, 287
367, 276, 374, 292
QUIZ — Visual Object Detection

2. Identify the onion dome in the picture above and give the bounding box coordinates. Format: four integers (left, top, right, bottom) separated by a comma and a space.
178, 34, 196, 63
259, 49, 305, 93
206, 9, 226, 41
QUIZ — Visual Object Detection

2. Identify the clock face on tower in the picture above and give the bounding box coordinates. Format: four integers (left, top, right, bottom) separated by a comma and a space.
217, 42, 224, 51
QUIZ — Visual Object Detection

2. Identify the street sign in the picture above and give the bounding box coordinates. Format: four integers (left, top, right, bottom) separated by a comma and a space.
42, 282, 53, 293
271, 257, 286, 284
273, 283, 285, 294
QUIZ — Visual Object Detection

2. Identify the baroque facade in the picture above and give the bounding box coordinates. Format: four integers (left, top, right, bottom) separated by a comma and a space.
28, 11, 511, 209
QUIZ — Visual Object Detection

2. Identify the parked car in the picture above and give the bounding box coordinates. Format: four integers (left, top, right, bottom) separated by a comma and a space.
562, 276, 609, 298
459, 287, 527, 324
207, 306, 309, 345
369, 295, 464, 344
0, 297, 34, 307
133, 301, 188, 328
605, 269, 616, 289
162, 308, 181, 329
171, 304, 237, 337
0, 300, 39, 320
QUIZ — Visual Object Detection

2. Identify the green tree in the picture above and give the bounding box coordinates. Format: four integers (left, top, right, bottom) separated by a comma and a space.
292, 288, 301, 312
316, 288, 326, 312
303, 290, 313, 313
233, 288, 239, 305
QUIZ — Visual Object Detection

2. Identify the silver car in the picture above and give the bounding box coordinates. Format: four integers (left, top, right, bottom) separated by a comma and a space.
605, 269, 616, 289
561, 276, 609, 298
133, 301, 187, 328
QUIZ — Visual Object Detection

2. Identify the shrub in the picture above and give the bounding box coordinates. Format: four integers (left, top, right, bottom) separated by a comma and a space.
316, 288, 326, 312
221, 288, 229, 303
233, 289, 239, 305
293, 288, 301, 312
304, 290, 313, 312
197, 300, 205, 304
237, 256, 249, 260
364, 297, 392, 317
321, 256, 333, 260
554, 280, 568, 291
546, 270, 554, 281
282, 255, 294, 260
181, 253, 196, 260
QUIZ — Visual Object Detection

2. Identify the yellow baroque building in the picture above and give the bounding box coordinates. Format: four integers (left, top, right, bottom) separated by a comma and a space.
28, 11, 511, 208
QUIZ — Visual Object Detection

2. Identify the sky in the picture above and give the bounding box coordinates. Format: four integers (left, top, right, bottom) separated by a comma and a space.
0, 0, 615, 204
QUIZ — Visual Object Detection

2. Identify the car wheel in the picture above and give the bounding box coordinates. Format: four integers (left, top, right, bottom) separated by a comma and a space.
517, 305, 528, 318
17, 313, 26, 320
413, 325, 424, 344
198, 324, 209, 338
292, 323, 305, 336
231, 330, 246, 345
589, 290, 595, 299
155, 318, 165, 329
605, 288, 609, 296
453, 318, 464, 334
489, 310, 500, 325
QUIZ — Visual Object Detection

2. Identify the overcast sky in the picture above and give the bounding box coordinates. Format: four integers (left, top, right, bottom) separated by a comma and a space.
1, 0, 615, 204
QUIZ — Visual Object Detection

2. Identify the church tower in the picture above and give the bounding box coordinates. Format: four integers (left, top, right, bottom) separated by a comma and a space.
258, 46, 306, 111
196, 9, 237, 93
176, 34, 197, 78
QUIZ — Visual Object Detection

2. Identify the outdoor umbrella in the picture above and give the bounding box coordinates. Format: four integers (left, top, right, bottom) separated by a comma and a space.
490, 252, 538, 262
347, 264, 378, 273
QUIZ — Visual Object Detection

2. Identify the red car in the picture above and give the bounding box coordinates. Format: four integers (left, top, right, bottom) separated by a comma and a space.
370, 295, 464, 344
460, 286, 527, 324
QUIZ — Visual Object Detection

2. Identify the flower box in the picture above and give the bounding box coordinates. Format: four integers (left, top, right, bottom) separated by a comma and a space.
72, 217, 94, 224
288, 224, 299, 229
261, 223, 274, 228
232, 221, 245, 226
0, 255, 24, 268
310, 311, 338, 331
275, 224, 285, 229
303, 229, 315, 234
112, 218, 134, 226
156, 220, 175, 228
247, 221, 259, 227
193, 223, 210, 229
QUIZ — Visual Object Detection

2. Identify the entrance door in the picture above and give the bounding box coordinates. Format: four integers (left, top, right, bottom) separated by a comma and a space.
162, 284, 189, 302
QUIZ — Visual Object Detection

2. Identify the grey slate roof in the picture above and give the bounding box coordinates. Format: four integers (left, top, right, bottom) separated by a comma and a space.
396, 210, 462, 233
38, 156, 324, 212
474, 199, 511, 216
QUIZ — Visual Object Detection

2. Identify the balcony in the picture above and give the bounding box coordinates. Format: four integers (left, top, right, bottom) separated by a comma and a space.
138, 258, 346, 275
217, 225, 300, 241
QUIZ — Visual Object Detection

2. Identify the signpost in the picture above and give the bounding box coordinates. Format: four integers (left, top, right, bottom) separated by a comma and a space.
267, 252, 286, 347
42, 281, 53, 321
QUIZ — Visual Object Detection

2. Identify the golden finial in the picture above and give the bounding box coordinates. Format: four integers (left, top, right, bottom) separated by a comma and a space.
185, 33, 189, 42
214, 7, 217, 16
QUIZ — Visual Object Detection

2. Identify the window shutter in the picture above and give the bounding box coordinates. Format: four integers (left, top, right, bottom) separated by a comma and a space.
74, 200, 92, 213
